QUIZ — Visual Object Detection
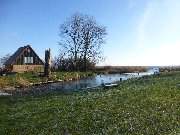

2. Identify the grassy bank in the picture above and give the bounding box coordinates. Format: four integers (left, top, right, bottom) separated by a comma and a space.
0, 72, 95, 88
0, 72, 180, 134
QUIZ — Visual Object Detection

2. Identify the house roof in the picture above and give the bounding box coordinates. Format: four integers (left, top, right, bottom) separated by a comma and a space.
5, 45, 44, 65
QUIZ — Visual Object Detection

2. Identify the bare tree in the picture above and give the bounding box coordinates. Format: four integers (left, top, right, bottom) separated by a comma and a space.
0, 54, 11, 68
81, 15, 107, 71
59, 13, 107, 71
59, 13, 84, 71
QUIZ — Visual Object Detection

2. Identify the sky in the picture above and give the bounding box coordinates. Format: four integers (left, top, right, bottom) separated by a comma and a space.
0, 0, 180, 66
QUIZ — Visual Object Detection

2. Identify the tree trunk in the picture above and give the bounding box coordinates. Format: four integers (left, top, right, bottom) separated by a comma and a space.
83, 48, 87, 71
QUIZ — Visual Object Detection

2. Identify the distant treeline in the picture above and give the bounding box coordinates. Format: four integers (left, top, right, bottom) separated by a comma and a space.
159, 66, 180, 72
94, 66, 180, 74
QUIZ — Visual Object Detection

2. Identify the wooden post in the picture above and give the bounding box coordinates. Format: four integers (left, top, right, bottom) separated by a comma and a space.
44, 48, 51, 77
0, 68, 2, 76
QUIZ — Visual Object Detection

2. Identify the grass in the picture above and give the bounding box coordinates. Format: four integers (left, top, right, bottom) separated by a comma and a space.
0, 72, 180, 134
0, 71, 95, 88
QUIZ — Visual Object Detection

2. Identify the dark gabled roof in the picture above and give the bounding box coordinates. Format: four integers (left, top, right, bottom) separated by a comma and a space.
5, 45, 44, 65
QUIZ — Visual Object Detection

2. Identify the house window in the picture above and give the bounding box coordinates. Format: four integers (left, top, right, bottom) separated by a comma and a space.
24, 57, 33, 64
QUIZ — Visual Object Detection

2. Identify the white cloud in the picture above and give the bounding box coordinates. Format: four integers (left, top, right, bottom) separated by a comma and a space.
136, 1, 155, 48
137, 0, 180, 47
101, 0, 180, 66
133, 0, 180, 65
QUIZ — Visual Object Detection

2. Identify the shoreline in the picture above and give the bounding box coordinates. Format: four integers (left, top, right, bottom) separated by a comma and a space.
0, 71, 95, 93
0, 72, 153, 96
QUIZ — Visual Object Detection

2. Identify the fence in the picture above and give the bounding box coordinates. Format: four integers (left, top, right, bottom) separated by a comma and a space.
12, 65, 44, 73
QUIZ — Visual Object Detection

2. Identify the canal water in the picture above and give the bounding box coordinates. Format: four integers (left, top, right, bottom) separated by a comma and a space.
11, 71, 154, 95
50, 72, 153, 91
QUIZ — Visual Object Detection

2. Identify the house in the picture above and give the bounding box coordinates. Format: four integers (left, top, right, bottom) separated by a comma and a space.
5, 45, 44, 73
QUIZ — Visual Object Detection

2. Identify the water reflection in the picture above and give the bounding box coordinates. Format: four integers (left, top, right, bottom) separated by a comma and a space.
49, 72, 151, 91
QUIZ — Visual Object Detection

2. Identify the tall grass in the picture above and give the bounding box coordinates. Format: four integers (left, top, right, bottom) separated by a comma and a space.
95, 66, 147, 74
0, 72, 95, 88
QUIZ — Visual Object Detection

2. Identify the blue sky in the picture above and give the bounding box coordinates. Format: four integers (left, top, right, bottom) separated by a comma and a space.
0, 0, 180, 66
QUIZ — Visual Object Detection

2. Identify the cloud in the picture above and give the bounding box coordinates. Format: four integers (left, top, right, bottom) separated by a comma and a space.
134, 0, 180, 65
136, 1, 154, 48
102, 0, 180, 66
137, 0, 180, 48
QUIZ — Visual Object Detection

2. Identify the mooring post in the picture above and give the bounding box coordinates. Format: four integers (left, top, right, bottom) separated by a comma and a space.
44, 48, 51, 77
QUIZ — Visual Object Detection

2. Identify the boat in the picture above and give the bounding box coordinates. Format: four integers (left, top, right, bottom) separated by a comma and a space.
102, 83, 118, 88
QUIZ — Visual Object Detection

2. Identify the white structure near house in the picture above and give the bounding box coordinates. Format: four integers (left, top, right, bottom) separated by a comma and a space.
148, 67, 160, 75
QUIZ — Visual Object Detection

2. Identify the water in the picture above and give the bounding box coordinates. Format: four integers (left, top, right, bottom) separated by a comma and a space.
11, 72, 154, 95
50, 74, 128, 90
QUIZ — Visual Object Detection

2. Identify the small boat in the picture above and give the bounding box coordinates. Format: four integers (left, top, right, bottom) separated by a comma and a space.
103, 83, 118, 88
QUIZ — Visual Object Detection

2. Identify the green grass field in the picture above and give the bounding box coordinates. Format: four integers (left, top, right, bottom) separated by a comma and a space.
0, 72, 180, 134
